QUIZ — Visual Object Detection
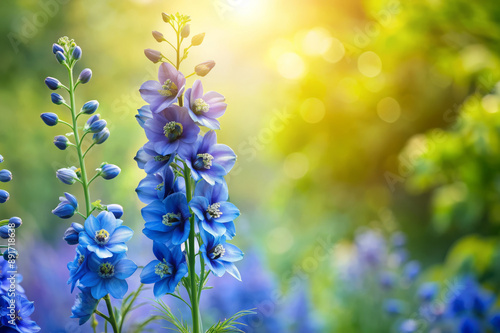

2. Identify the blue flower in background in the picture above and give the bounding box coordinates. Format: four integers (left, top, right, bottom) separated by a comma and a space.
142, 193, 191, 245
418, 282, 438, 303
140, 241, 188, 298
0, 258, 24, 294
181, 131, 236, 185
80, 252, 137, 299
0, 294, 40, 332
0, 189, 10, 203
52, 192, 78, 218
139, 62, 186, 113
134, 143, 175, 174
143, 105, 200, 157
190, 179, 239, 238
70, 286, 99, 325
200, 229, 243, 280
184, 79, 227, 130
67, 245, 90, 292
79, 211, 133, 258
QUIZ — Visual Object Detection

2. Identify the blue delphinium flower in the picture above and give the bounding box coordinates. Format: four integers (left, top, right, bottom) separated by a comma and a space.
70, 286, 99, 325
190, 179, 239, 238
181, 131, 236, 185
199, 229, 243, 280
52, 192, 78, 218
80, 252, 137, 299
136, 166, 182, 204
142, 193, 191, 245
0, 258, 24, 294
143, 105, 200, 158
56, 167, 78, 185
134, 143, 175, 174
140, 241, 188, 298
107, 204, 124, 219
403, 260, 421, 282
139, 62, 186, 113
0, 189, 9, 203
0, 169, 12, 182
136, 105, 153, 128
78, 211, 133, 258
63, 222, 84, 245
383, 299, 405, 315
40, 112, 59, 126
418, 282, 438, 303
184, 80, 227, 130
85, 114, 106, 133
399, 319, 418, 333
0, 294, 41, 332
53, 135, 69, 150
67, 245, 90, 292
100, 163, 121, 180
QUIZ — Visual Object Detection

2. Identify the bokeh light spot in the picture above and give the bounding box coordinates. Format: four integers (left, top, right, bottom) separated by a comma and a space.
300, 98, 326, 124
277, 52, 306, 80
283, 152, 309, 179
358, 51, 382, 77
267, 227, 294, 254
323, 37, 345, 64
481, 94, 499, 113
377, 97, 401, 123
336, 78, 360, 103
302, 27, 333, 56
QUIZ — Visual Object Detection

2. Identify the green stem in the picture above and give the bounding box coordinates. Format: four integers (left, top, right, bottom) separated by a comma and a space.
183, 163, 200, 333
67, 65, 92, 217
104, 294, 119, 333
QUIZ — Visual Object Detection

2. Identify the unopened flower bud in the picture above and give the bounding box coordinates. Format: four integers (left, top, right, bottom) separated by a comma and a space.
88, 119, 107, 133
56, 168, 78, 185
55, 51, 66, 64
3, 248, 18, 261
0, 155, 3, 163
9, 217, 22, 228
0, 170, 12, 183
181, 24, 190, 38
0, 190, 9, 203
78, 68, 92, 84
54, 135, 69, 150
63, 222, 84, 245
51, 93, 65, 105
152, 31, 165, 43
162, 12, 170, 23
195, 61, 216, 77
100, 163, 121, 180
93, 128, 110, 144
81, 100, 99, 115
52, 43, 64, 54
191, 33, 205, 46
72, 46, 82, 60
45, 77, 61, 90
107, 204, 124, 219
144, 49, 162, 63
41, 112, 59, 126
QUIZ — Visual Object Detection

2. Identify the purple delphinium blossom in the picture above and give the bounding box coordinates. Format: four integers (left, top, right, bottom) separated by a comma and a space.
181, 130, 236, 185
142, 193, 191, 246
136, 166, 185, 204
134, 142, 176, 175
189, 179, 239, 238
79, 211, 133, 259
143, 105, 200, 158
139, 62, 186, 113
184, 79, 227, 130
0, 294, 41, 332
70, 286, 99, 325
136, 105, 153, 128
140, 241, 188, 299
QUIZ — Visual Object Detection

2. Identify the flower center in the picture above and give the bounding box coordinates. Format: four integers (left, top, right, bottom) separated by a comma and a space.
156, 182, 164, 191
207, 202, 222, 219
78, 254, 85, 266
158, 79, 178, 97
154, 259, 172, 279
98, 262, 115, 278
194, 98, 210, 114
154, 154, 171, 162
162, 212, 181, 226
95, 229, 110, 245
210, 244, 225, 260
163, 121, 183, 141
194, 153, 214, 170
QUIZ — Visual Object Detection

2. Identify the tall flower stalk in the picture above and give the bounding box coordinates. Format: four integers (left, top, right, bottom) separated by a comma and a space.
43, 37, 137, 333
135, 12, 250, 332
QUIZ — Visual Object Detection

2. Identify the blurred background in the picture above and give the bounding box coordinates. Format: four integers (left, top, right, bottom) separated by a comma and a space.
1, 0, 500, 332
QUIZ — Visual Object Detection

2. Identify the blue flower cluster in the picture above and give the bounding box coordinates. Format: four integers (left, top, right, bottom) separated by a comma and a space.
399, 277, 500, 333
0, 155, 40, 332
43, 37, 136, 326
135, 26, 242, 299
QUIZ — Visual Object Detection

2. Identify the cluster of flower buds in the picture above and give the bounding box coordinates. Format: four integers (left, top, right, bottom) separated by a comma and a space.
0, 155, 40, 332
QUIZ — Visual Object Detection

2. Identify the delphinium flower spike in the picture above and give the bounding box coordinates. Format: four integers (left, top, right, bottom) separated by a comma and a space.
135, 12, 248, 333
0, 155, 40, 332
41, 37, 137, 332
